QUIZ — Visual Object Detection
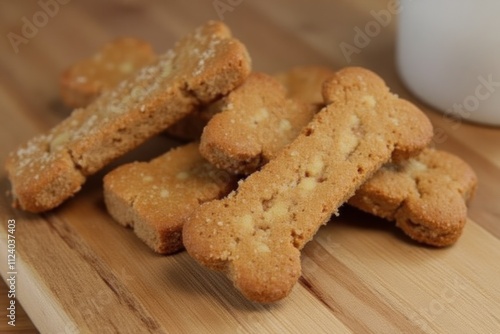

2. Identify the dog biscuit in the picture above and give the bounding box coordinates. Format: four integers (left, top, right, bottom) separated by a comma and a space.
169, 66, 334, 142
200, 72, 317, 174
202, 68, 473, 246
60, 37, 157, 108
6, 20, 251, 212
60, 37, 212, 141
104, 142, 237, 254
349, 148, 477, 246
183, 67, 433, 302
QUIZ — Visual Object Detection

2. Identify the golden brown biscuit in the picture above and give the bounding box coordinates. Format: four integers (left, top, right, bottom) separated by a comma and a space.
60, 37, 157, 108
349, 148, 477, 247
104, 142, 237, 254
169, 66, 335, 141
199, 72, 317, 174
6, 20, 251, 212
60, 37, 210, 140
183, 67, 433, 303
274, 65, 335, 106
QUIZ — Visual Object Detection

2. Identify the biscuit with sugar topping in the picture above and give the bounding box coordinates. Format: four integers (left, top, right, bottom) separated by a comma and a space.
200, 72, 317, 174
60, 38, 216, 141
5, 20, 251, 212
183, 67, 433, 303
349, 148, 477, 247
104, 142, 237, 254
60, 37, 157, 108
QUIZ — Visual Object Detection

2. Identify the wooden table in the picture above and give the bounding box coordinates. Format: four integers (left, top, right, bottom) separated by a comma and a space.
1, 1, 499, 333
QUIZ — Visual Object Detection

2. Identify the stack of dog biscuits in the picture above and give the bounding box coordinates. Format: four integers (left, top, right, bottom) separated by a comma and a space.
184, 67, 435, 302
5, 21, 477, 303
6, 21, 251, 212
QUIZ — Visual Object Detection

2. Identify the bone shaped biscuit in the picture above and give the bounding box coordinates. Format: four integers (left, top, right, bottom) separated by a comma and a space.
5, 21, 251, 212
349, 148, 477, 247
202, 67, 474, 247
200, 72, 317, 174
60, 38, 219, 141
183, 67, 433, 302
103, 142, 238, 254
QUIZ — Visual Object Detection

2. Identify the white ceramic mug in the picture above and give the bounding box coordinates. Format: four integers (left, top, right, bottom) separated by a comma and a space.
397, 0, 500, 126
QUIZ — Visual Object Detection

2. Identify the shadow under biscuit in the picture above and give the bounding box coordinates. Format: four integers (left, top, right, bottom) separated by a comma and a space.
331, 206, 433, 248
162, 252, 284, 312
48, 98, 73, 119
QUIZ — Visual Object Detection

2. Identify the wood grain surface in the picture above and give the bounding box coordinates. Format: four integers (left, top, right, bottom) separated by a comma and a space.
1, 0, 499, 333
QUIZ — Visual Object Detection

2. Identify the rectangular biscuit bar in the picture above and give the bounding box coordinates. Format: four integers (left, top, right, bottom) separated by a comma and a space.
104, 142, 238, 254
5, 20, 251, 212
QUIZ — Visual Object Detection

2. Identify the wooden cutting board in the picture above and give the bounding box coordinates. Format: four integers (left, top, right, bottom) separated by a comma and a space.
1, 1, 499, 333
